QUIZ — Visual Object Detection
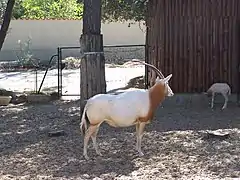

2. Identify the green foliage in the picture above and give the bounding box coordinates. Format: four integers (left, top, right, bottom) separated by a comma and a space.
10, 0, 146, 22
12, 0, 24, 19
75, 0, 148, 22
0, 0, 7, 24
13, 0, 83, 20
15, 36, 39, 67
101, 0, 147, 22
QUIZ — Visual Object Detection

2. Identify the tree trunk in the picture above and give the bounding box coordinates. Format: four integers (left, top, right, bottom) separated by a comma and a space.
0, 0, 15, 51
80, 0, 106, 111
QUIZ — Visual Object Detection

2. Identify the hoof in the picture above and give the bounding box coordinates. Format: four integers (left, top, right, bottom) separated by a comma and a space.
84, 154, 90, 160
138, 151, 144, 157
97, 151, 103, 156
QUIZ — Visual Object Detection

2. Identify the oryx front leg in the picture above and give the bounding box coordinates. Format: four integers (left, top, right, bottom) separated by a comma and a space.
83, 124, 99, 160
136, 122, 146, 157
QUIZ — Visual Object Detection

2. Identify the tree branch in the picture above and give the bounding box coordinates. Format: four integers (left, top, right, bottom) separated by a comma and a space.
0, 0, 15, 51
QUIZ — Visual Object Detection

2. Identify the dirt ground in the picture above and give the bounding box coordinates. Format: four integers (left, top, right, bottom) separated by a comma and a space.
0, 96, 240, 180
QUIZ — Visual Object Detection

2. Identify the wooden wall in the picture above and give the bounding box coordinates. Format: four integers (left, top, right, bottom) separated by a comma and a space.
146, 0, 240, 93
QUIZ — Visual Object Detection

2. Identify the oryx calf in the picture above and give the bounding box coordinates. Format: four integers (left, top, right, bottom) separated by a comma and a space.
206, 83, 231, 109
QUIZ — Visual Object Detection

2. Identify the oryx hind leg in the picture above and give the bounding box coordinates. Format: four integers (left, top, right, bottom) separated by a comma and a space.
83, 124, 100, 160
91, 124, 102, 156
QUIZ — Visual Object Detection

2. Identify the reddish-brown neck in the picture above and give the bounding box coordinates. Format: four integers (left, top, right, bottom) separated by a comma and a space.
137, 82, 166, 122
149, 82, 166, 111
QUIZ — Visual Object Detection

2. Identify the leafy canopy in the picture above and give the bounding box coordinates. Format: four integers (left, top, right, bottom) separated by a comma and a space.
13, 0, 83, 20
3, 0, 147, 22
0, 0, 8, 24
102, 0, 147, 22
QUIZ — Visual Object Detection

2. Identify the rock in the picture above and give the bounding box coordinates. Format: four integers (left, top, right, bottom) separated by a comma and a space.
50, 92, 59, 100
0, 89, 16, 99
0, 96, 12, 106
202, 129, 231, 140
48, 130, 65, 137
13, 94, 27, 104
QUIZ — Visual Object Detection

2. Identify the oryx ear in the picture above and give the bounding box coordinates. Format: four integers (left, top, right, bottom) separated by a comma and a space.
163, 74, 172, 83
155, 76, 160, 82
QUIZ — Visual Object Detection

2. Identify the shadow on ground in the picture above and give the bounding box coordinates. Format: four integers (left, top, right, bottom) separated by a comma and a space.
0, 97, 240, 179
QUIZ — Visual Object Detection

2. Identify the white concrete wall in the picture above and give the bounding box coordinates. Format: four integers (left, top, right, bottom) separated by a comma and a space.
0, 20, 146, 62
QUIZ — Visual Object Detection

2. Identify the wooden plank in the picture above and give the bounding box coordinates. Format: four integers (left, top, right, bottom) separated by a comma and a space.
215, 1, 221, 83
231, 0, 238, 92
180, 0, 184, 92
164, 0, 168, 77
158, 0, 163, 80
224, 0, 229, 83
199, 0, 204, 92
172, 0, 178, 92
210, 3, 214, 85
196, 0, 200, 92
200, 0, 206, 92
183, 0, 189, 92
205, 0, 210, 89
187, 0, 193, 92
168, 0, 173, 77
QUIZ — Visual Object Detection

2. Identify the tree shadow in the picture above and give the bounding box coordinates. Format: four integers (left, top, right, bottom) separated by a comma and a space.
0, 72, 22, 80
1, 98, 239, 179
52, 134, 139, 179
0, 102, 60, 156
51, 101, 139, 178
0, 100, 138, 179
139, 129, 240, 178
148, 100, 240, 133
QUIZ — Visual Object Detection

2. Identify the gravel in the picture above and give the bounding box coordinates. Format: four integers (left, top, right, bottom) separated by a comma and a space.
0, 97, 240, 180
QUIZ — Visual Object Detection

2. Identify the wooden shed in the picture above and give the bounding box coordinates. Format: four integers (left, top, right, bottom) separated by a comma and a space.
145, 0, 240, 93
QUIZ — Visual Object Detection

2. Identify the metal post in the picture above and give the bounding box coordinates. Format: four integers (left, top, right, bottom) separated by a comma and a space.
59, 48, 63, 97
35, 68, 38, 93
237, 21, 240, 105
144, 23, 149, 89
57, 47, 60, 97
144, 44, 149, 89
38, 54, 58, 93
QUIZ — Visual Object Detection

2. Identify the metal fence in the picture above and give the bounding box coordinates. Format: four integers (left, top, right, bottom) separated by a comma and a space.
56, 44, 146, 97
0, 44, 146, 97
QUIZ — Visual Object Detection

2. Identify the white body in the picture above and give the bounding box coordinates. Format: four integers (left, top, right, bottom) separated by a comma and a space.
207, 83, 231, 109
86, 90, 150, 127
80, 74, 174, 160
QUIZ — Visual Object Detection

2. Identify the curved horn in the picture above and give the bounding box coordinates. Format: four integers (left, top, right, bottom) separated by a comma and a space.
132, 59, 165, 78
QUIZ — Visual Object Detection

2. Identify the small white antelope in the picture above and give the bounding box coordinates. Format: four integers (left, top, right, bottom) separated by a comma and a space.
206, 83, 231, 109
80, 60, 174, 160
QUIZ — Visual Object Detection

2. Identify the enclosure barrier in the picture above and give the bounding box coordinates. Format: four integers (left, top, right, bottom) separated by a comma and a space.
49, 44, 147, 98
38, 54, 58, 93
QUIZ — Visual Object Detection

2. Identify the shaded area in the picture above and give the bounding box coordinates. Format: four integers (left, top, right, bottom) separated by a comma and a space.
0, 98, 240, 179
0, 72, 22, 80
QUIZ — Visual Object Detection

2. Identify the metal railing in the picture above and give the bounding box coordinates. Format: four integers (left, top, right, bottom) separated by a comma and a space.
38, 44, 146, 98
